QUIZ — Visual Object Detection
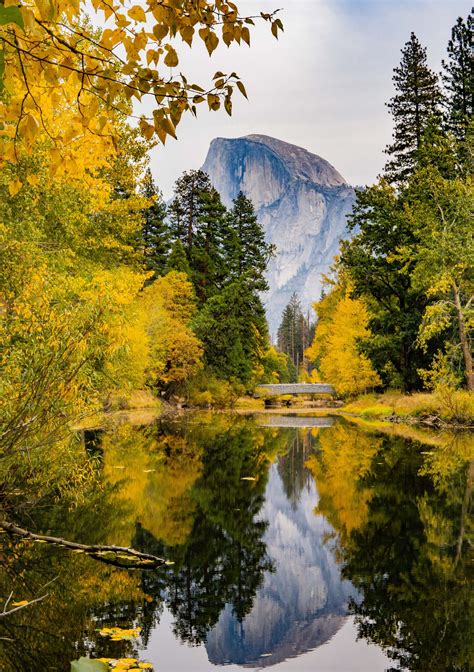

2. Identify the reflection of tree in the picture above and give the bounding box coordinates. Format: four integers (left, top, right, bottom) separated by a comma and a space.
277, 430, 316, 509
136, 418, 278, 645
312, 424, 473, 671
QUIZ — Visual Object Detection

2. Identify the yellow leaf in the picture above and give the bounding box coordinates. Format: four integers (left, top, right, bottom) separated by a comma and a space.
164, 46, 178, 68
26, 174, 39, 187
8, 179, 23, 197
152, 23, 168, 41
128, 5, 146, 22
11, 600, 29, 607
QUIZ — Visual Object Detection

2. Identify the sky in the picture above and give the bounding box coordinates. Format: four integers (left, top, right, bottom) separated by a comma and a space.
140, 0, 470, 198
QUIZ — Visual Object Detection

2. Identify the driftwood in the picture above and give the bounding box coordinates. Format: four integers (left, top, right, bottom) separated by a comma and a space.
1, 519, 166, 569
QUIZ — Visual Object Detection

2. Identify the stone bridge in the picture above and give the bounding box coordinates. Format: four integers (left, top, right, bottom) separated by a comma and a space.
255, 383, 335, 396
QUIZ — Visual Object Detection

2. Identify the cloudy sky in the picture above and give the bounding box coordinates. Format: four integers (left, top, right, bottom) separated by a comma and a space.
144, 0, 469, 198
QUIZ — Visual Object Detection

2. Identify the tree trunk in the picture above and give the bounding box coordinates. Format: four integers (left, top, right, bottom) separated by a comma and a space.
453, 282, 474, 391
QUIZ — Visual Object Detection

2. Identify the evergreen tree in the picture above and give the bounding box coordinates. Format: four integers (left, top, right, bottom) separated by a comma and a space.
168, 170, 227, 302
168, 170, 215, 251
194, 281, 268, 386
222, 192, 274, 291
385, 33, 442, 184
140, 168, 169, 276
165, 240, 191, 275
276, 294, 311, 375
192, 186, 227, 302
442, 13, 473, 143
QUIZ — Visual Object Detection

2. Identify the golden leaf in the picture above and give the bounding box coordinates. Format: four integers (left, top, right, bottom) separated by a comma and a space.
128, 5, 146, 22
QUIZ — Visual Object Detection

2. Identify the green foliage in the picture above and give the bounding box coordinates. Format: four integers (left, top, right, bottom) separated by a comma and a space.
442, 13, 474, 146
222, 191, 275, 291
70, 658, 107, 672
384, 32, 442, 184
277, 293, 313, 376
140, 168, 170, 277
194, 281, 267, 386
165, 239, 192, 275
186, 370, 244, 408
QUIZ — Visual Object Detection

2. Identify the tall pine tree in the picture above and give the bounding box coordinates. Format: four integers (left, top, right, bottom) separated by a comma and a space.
277, 294, 311, 375
222, 192, 274, 290
168, 170, 227, 302
442, 13, 473, 148
140, 169, 169, 277
384, 33, 442, 184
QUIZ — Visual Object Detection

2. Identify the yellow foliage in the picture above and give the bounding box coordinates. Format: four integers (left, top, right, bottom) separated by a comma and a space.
0, 0, 281, 175
306, 285, 381, 397
306, 423, 381, 544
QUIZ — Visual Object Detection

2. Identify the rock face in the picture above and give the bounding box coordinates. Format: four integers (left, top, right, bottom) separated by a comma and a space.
202, 134, 356, 334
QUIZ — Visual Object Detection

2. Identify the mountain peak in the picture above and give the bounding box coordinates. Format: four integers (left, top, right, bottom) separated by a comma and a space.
201, 134, 355, 333
205, 135, 347, 195
239, 134, 347, 187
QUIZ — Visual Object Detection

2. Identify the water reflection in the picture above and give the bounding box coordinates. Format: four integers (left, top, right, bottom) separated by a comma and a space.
0, 415, 472, 671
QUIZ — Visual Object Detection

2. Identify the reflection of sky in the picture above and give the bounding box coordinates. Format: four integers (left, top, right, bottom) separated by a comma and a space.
140, 451, 391, 670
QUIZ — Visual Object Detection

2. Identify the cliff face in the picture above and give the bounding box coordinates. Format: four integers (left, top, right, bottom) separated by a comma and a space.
202, 134, 356, 333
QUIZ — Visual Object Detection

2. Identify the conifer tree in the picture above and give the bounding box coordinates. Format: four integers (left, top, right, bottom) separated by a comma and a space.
193, 187, 227, 302
194, 280, 268, 386
165, 240, 191, 276
222, 192, 274, 290
140, 169, 169, 276
169, 170, 214, 252
442, 14, 473, 139
277, 294, 311, 374
168, 170, 227, 302
385, 33, 442, 184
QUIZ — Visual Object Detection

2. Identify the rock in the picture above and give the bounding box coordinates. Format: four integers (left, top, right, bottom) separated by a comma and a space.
202, 134, 356, 333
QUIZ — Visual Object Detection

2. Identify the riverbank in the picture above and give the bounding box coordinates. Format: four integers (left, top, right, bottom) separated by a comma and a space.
236, 390, 474, 429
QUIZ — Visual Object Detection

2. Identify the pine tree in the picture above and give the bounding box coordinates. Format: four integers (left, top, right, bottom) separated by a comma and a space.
276, 294, 311, 375
169, 170, 214, 251
192, 186, 227, 302
385, 33, 442, 184
165, 240, 191, 275
222, 192, 274, 290
140, 169, 169, 276
442, 13, 473, 145
194, 280, 268, 386
168, 170, 227, 302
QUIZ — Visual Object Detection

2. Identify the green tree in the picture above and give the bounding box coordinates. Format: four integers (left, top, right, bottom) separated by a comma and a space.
165, 240, 191, 275
222, 192, 274, 291
194, 281, 268, 386
140, 169, 169, 277
340, 182, 432, 391
442, 14, 474, 144
168, 170, 227, 302
277, 293, 312, 375
385, 33, 442, 184
403, 168, 474, 390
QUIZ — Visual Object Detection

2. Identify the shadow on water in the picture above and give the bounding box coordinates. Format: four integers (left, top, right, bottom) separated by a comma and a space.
0, 414, 472, 671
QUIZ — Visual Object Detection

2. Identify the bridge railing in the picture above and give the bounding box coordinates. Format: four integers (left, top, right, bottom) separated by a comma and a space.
255, 383, 335, 396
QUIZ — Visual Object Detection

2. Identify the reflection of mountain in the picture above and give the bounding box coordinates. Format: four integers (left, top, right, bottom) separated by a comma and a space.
205, 457, 356, 666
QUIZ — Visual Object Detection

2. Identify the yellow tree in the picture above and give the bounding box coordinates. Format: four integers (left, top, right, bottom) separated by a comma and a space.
306, 283, 381, 397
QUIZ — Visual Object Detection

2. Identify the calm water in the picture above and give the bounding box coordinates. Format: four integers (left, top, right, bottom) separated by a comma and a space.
1, 414, 472, 671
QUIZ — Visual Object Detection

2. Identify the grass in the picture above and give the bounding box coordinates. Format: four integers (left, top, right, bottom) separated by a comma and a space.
343, 390, 474, 426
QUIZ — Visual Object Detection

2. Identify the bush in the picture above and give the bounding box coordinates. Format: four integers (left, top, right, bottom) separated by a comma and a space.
186, 370, 244, 408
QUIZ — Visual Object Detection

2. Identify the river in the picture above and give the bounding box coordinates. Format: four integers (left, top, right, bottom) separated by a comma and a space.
1, 413, 472, 671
